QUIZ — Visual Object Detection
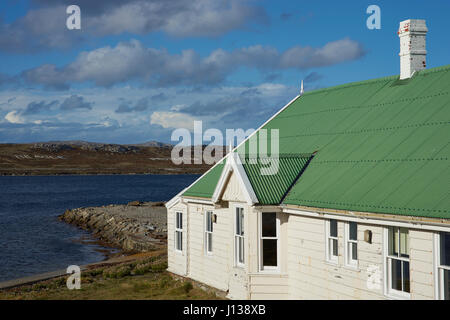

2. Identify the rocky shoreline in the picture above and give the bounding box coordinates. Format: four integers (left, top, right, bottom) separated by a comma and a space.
59, 201, 168, 253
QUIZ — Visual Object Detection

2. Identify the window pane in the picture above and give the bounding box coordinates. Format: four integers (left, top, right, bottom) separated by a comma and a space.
441, 232, 450, 266
235, 236, 239, 261
177, 212, 182, 229
391, 259, 402, 291
238, 237, 244, 263
263, 239, 277, 267
176, 231, 182, 251
240, 211, 244, 236
349, 222, 357, 240
208, 233, 212, 252
262, 213, 276, 237
389, 227, 398, 256
206, 212, 213, 232
351, 242, 357, 261
236, 210, 240, 235
332, 238, 338, 256
330, 219, 337, 237
403, 261, 410, 293
444, 269, 450, 300
400, 228, 409, 258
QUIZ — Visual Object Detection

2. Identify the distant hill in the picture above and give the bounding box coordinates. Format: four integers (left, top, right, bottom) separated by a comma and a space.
0, 141, 209, 176
131, 141, 172, 148
31, 140, 173, 149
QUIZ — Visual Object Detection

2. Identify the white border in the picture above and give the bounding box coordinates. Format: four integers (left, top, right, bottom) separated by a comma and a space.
433, 232, 440, 300
325, 219, 339, 265
174, 211, 183, 254
233, 204, 246, 268
258, 211, 280, 273
344, 222, 359, 269
212, 153, 258, 205
383, 227, 411, 300
204, 209, 214, 256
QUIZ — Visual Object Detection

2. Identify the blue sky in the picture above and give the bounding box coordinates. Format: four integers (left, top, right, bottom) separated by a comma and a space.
0, 0, 448, 144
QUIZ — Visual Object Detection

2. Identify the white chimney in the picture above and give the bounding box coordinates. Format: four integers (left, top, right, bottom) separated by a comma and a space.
398, 19, 428, 79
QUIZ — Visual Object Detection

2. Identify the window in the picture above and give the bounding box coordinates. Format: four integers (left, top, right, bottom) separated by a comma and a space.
175, 212, 183, 252
437, 232, 450, 300
386, 227, 410, 297
260, 212, 279, 270
235, 207, 244, 266
345, 222, 358, 267
205, 211, 213, 255
326, 219, 338, 263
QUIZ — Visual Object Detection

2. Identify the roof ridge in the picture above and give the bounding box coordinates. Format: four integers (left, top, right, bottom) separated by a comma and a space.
303, 64, 450, 97
239, 153, 314, 159
275, 91, 449, 120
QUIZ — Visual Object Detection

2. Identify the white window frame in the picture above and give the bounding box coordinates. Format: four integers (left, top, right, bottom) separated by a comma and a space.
383, 227, 410, 299
204, 210, 213, 256
344, 221, 358, 268
434, 232, 450, 300
325, 219, 339, 264
175, 211, 183, 253
259, 212, 280, 272
234, 206, 245, 267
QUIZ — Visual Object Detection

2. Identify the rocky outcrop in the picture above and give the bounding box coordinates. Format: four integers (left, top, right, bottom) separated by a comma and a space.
59, 202, 167, 253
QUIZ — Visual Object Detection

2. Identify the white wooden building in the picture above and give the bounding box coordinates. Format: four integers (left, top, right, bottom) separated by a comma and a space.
166, 19, 450, 300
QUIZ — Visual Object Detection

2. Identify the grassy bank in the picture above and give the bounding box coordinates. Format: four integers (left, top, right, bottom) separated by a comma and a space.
0, 251, 222, 300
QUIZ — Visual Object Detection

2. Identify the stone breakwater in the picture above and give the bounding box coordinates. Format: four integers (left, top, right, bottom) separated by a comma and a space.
59, 201, 167, 252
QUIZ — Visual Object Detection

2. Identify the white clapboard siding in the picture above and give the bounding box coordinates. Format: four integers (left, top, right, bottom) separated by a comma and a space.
249, 274, 289, 299
167, 167, 445, 300
287, 214, 386, 299
167, 203, 187, 276
409, 229, 435, 299
186, 203, 230, 292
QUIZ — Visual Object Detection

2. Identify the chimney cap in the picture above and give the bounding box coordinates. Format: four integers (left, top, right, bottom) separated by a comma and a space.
398, 19, 428, 35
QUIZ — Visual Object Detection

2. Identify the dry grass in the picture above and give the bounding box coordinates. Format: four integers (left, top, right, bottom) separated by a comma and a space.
0, 253, 222, 300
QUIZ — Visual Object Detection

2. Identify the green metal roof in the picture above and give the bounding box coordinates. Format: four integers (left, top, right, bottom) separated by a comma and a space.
241, 154, 313, 205
183, 65, 450, 219
183, 160, 224, 198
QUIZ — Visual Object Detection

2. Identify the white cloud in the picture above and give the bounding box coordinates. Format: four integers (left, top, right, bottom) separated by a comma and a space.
170, 104, 186, 112
22, 39, 365, 89
150, 111, 197, 131
5, 110, 25, 124
0, 82, 297, 142
0, 0, 268, 53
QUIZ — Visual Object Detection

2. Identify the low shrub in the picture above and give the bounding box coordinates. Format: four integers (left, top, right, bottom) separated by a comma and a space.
182, 281, 193, 293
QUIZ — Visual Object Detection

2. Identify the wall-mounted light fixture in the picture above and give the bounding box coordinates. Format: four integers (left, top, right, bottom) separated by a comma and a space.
364, 230, 372, 244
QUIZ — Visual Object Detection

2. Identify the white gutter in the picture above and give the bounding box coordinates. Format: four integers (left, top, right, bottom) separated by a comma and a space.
184, 198, 214, 205
283, 207, 450, 232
